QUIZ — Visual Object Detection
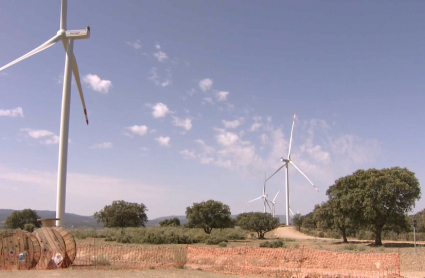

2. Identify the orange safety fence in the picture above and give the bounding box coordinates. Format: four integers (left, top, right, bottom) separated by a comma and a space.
1, 243, 401, 277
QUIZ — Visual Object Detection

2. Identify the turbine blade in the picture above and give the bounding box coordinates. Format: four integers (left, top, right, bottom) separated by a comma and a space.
289, 208, 295, 216
248, 196, 263, 203
272, 190, 280, 202
0, 34, 63, 72
263, 172, 266, 194
62, 40, 89, 125
266, 164, 285, 182
287, 112, 296, 159
289, 161, 320, 193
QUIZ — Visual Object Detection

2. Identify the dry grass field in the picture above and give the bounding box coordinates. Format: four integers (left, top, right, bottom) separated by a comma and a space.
2, 227, 425, 278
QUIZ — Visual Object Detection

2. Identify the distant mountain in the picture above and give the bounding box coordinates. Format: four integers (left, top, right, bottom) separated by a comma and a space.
0, 209, 102, 229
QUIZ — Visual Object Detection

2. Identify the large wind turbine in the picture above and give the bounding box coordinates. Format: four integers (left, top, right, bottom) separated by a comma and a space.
0, 0, 90, 227
267, 113, 319, 225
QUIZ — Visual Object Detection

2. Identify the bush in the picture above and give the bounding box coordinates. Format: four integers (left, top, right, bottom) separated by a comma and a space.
259, 239, 285, 248
205, 236, 227, 245
24, 223, 35, 232
218, 242, 227, 247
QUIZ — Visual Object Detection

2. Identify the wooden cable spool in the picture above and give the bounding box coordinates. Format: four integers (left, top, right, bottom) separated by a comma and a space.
33, 227, 67, 269
54, 226, 76, 267
0, 230, 41, 270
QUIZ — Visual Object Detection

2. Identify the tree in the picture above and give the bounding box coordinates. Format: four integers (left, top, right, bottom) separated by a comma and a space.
185, 200, 234, 234
292, 213, 304, 231
328, 167, 421, 245
236, 212, 280, 239
5, 209, 41, 230
159, 217, 181, 227
94, 200, 148, 228
314, 201, 354, 243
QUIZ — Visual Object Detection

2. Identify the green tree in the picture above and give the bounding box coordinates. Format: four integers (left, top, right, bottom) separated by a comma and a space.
5, 209, 41, 230
292, 213, 304, 231
314, 201, 354, 243
301, 212, 316, 229
94, 200, 148, 228
328, 167, 421, 245
236, 212, 280, 239
159, 217, 181, 227
185, 200, 234, 234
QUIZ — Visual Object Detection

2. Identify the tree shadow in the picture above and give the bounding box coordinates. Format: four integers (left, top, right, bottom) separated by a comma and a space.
331, 240, 371, 245
380, 242, 425, 248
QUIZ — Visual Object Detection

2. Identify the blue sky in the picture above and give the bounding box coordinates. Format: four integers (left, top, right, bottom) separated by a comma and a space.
1, 1, 424, 220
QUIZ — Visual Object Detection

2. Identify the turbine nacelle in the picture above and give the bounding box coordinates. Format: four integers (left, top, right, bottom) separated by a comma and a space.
65, 27, 90, 40
281, 157, 289, 163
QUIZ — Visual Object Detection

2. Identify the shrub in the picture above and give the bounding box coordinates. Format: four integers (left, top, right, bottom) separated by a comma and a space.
24, 223, 35, 232
205, 236, 227, 245
218, 242, 227, 247
259, 239, 285, 248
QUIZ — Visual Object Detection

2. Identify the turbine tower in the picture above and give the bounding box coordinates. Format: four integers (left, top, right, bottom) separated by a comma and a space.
0, 0, 90, 227
267, 113, 319, 225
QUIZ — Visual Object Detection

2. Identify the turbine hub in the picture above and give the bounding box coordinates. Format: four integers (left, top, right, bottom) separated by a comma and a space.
57, 29, 66, 37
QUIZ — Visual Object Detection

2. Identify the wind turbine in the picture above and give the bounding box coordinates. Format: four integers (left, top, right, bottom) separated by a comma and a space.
0, 0, 90, 227
269, 190, 280, 217
247, 172, 272, 213
267, 113, 319, 226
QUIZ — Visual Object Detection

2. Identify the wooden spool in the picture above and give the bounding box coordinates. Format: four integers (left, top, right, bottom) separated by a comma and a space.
0, 230, 41, 270
33, 227, 67, 269
54, 227, 76, 267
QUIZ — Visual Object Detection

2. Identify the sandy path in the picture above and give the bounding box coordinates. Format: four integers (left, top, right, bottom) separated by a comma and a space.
271, 226, 329, 240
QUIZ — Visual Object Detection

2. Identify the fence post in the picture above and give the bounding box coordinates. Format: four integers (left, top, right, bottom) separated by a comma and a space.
243, 243, 247, 275
93, 238, 96, 269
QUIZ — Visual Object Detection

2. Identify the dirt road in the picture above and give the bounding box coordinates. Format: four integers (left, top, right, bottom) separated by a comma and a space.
272, 226, 329, 240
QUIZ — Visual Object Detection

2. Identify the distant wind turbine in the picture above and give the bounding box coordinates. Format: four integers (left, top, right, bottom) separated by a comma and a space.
247, 172, 272, 213
267, 113, 319, 226
0, 0, 91, 227
269, 190, 280, 217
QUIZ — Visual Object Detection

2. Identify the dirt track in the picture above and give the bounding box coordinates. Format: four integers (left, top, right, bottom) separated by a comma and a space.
272, 226, 328, 240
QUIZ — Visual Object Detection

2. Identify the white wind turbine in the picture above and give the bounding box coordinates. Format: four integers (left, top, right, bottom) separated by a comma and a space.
0, 0, 90, 227
267, 113, 319, 225
269, 190, 280, 217
247, 173, 272, 213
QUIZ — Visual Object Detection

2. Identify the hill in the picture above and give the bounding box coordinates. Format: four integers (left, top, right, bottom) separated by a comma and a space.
0, 209, 102, 229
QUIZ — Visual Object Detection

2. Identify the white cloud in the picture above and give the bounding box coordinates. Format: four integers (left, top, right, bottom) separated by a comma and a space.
151, 103, 170, 118
222, 119, 242, 129
203, 97, 213, 104
148, 68, 171, 87
127, 125, 148, 136
216, 131, 240, 146
161, 79, 171, 87
0, 107, 23, 117
250, 123, 262, 132
180, 149, 196, 159
20, 128, 59, 145
91, 142, 113, 149
172, 116, 192, 131
216, 91, 229, 101
155, 44, 161, 49
156, 136, 170, 147
153, 51, 168, 62
83, 74, 112, 94
260, 134, 269, 144
199, 78, 213, 92
126, 40, 141, 49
